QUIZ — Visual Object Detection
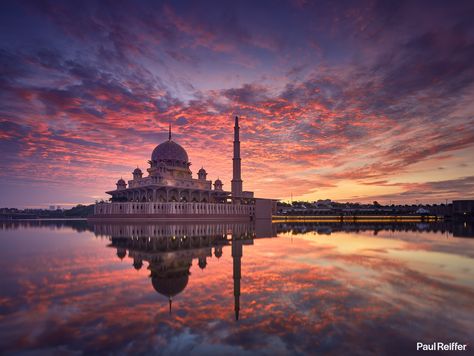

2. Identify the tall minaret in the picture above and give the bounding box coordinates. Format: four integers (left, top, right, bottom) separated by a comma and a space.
231, 116, 243, 198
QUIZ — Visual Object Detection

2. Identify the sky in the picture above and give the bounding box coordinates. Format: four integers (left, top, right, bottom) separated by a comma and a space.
1, 0, 474, 208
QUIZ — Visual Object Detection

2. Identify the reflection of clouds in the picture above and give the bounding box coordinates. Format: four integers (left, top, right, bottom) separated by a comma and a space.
0, 227, 473, 353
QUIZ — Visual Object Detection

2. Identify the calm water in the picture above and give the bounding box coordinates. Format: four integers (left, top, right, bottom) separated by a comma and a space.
0, 220, 473, 355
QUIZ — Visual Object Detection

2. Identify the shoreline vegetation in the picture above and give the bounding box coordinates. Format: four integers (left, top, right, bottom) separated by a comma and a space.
0, 204, 94, 220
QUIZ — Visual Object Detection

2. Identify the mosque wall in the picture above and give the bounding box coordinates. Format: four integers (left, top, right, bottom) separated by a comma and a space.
92, 201, 254, 220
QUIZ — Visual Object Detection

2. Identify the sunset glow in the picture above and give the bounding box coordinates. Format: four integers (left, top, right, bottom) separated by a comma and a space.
1, 1, 473, 207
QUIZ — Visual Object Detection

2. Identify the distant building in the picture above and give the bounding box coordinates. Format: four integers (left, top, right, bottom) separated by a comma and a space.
416, 207, 430, 215
453, 200, 474, 218
49, 205, 55, 210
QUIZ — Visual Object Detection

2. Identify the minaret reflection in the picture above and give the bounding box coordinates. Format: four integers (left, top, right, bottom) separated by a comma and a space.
92, 222, 277, 320
232, 234, 242, 321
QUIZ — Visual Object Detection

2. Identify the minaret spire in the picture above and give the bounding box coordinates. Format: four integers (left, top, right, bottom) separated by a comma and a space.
231, 116, 243, 199
168, 123, 172, 141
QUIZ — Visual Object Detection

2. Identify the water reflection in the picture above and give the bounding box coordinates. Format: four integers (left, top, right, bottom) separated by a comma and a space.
0, 220, 473, 354
275, 220, 474, 238
1, 219, 473, 237
86, 220, 472, 322
92, 222, 275, 320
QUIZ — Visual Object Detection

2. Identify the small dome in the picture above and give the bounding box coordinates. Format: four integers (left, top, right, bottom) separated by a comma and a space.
151, 140, 189, 164
198, 257, 207, 269
116, 248, 126, 260
133, 167, 142, 174
133, 258, 143, 270
117, 178, 126, 185
214, 179, 223, 191
198, 167, 206, 173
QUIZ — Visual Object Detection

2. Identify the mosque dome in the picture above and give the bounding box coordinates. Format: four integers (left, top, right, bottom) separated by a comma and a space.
133, 258, 143, 270
214, 246, 223, 258
214, 178, 223, 191
151, 272, 189, 297
198, 257, 207, 269
117, 178, 126, 184
116, 248, 126, 260
133, 167, 142, 174
151, 140, 189, 164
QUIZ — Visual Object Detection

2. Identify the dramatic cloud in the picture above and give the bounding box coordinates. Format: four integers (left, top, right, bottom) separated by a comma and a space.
0, 0, 473, 207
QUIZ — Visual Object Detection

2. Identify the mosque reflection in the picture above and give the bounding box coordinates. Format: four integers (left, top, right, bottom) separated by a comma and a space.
1, 220, 472, 322
92, 222, 277, 320
85, 219, 473, 322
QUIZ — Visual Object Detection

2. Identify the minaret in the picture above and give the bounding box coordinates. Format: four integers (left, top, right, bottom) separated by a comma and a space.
231, 116, 243, 199
232, 234, 242, 321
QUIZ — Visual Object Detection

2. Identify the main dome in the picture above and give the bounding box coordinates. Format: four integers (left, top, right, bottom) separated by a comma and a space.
151, 273, 189, 297
151, 140, 189, 163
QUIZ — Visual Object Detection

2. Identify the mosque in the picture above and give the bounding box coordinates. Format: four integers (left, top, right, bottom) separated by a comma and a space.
92, 117, 275, 220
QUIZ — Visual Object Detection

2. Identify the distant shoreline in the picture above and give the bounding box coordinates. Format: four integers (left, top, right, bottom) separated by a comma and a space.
0, 218, 88, 221
1, 215, 440, 222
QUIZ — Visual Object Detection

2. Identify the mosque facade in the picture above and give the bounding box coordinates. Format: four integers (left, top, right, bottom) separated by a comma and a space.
92, 117, 275, 220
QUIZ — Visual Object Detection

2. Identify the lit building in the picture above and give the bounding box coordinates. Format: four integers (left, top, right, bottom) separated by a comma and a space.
92, 117, 276, 220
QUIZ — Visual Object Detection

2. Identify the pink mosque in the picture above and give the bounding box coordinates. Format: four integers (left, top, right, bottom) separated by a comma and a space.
91, 117, 275, 221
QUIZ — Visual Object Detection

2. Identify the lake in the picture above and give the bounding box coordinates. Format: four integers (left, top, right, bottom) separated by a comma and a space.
0, 220, 473, 355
